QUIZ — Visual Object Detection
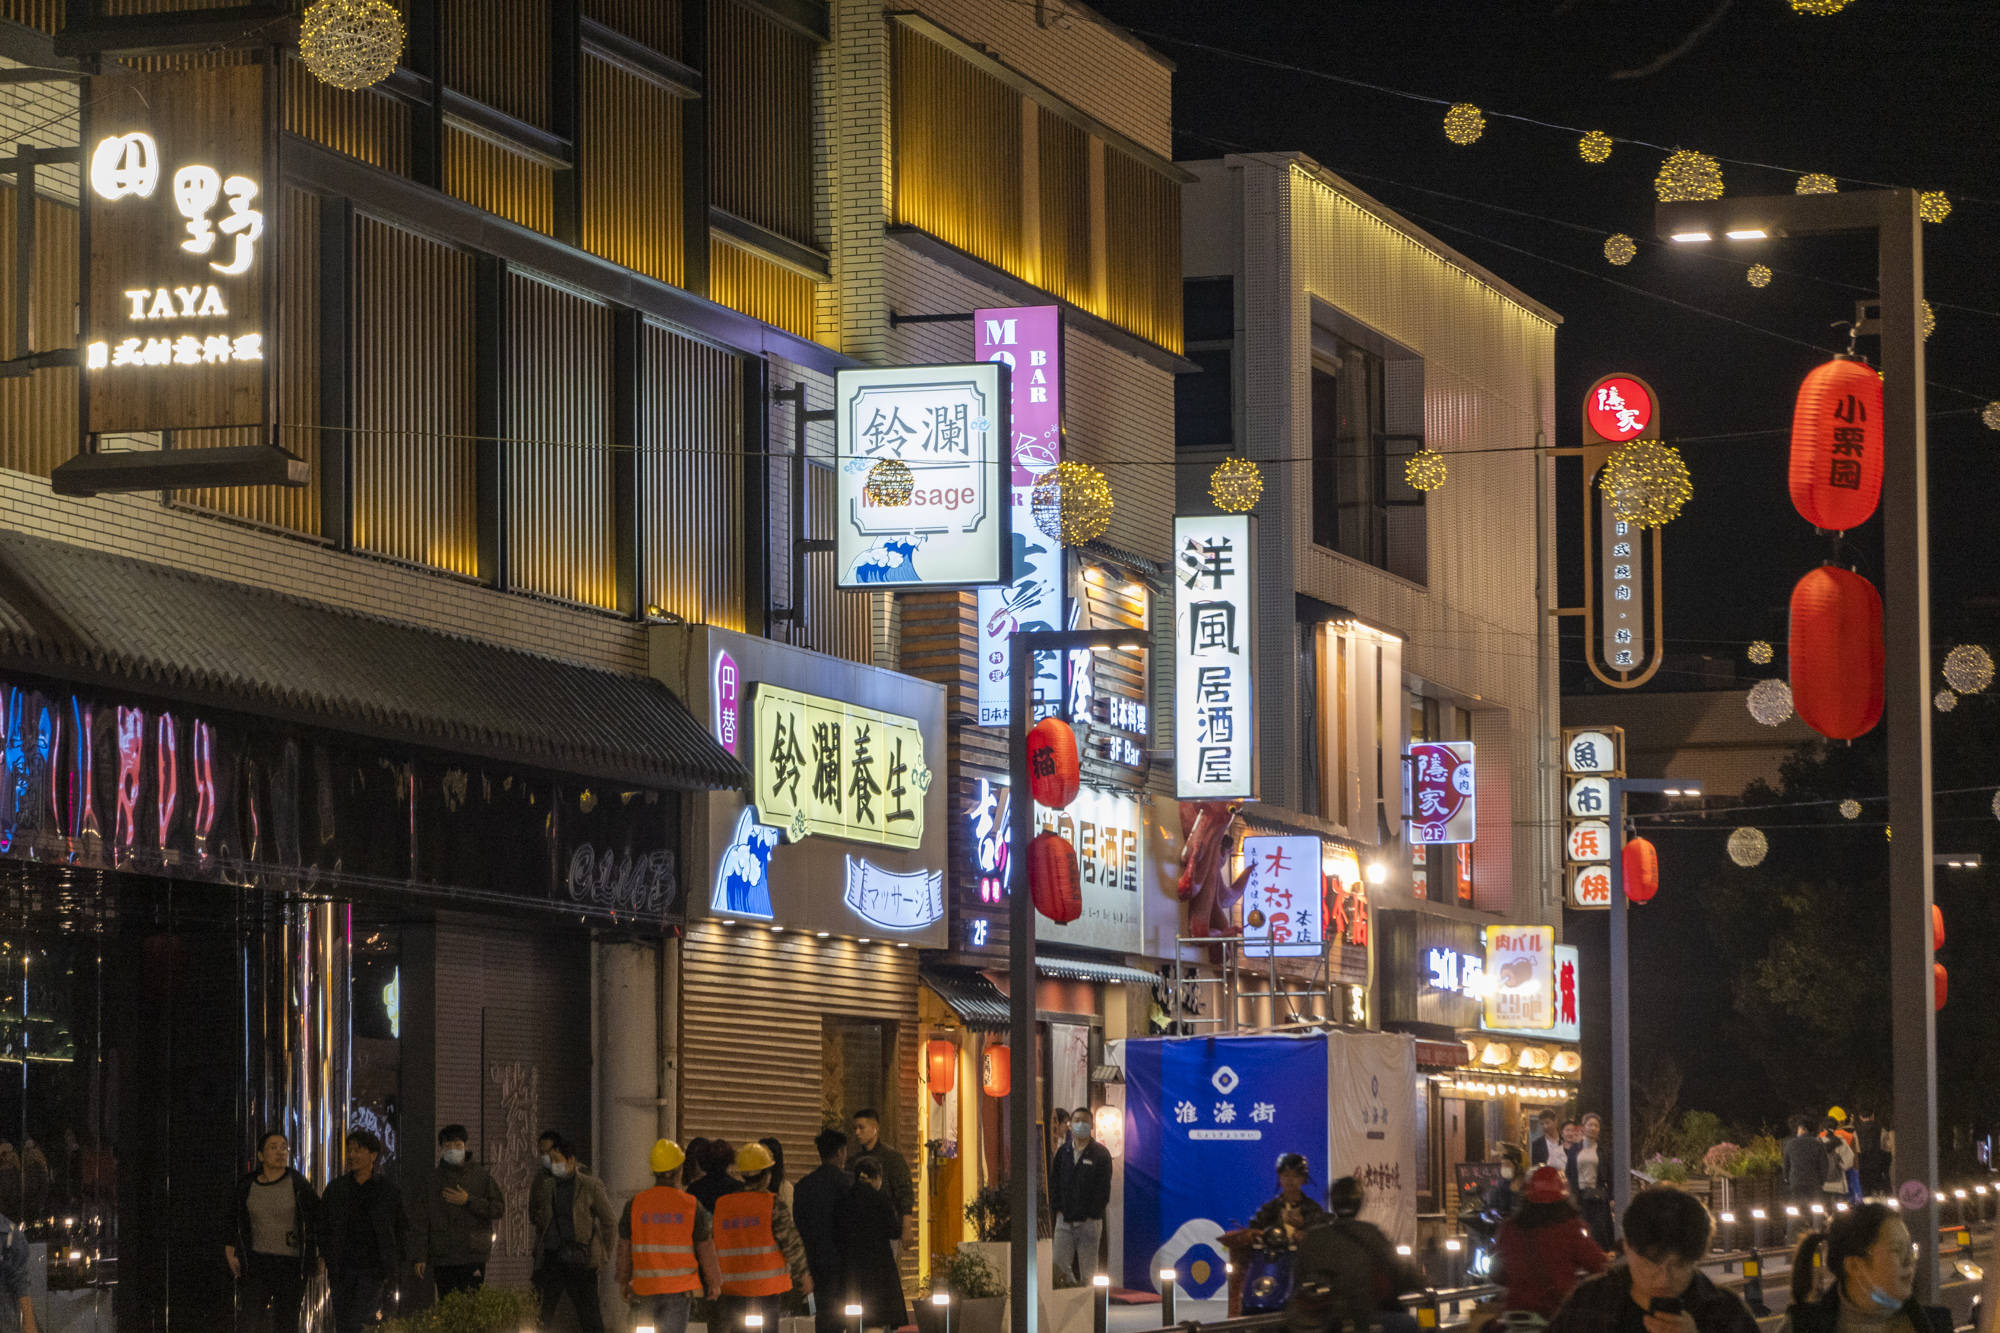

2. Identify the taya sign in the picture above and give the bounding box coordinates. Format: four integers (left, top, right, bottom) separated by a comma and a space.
82, 65, 273, 436
1562, 726, 1625, 910
975, 306, 1064, 726
1580, 373, 1665, 688
1482, 925, 1555, 1031
835, 363, 1010, 589
1174, 514, 1257, 800
749, 683, 929, 849
1404, 741, 1475, 845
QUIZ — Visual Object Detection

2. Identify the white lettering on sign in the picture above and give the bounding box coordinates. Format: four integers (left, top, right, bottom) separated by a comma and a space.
123, 285, 229, 321
90, 132, 160, 200
1174, 514, 1256, 799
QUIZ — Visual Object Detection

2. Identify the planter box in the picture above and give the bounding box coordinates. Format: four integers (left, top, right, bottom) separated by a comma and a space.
1044, 1287, 1095, 1333
961, 1295, 1006, 1333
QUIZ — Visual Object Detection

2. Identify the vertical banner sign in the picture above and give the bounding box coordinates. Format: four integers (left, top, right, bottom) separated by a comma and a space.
1328, 1032, 1420, 1247
1581, 373, 1666, 688
1174, 515, 1257, 800
1482, 925, 1555, 1030
1404, 741, 1475, 844
82, 65, 274, 437
1238, 835, 1323, 958
834, 364, 1010, 589
975, 306, 1064, 725
1562, 727, 1624, 910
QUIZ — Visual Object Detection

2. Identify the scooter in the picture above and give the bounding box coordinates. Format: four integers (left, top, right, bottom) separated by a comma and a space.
1233, 1225, 1298, 1315
1458, 1206, 1503, 1284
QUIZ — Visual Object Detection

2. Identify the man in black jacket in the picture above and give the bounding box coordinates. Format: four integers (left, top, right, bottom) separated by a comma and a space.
793, 1129, 852, 1333
849, 1110, 914, 1242
319, 1130, 408, 1333
413, 1123, 506, 1299
1547, 1188, 1758, 1333
1780, 1117, 1828, 1239
1050, 1106, 1112, 1285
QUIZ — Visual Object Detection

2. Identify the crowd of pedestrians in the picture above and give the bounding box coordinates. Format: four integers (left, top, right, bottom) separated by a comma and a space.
1783, 1111, 1894, 1230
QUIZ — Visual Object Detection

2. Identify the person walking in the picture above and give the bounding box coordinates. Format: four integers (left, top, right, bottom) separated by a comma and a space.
690, 1139, 741, 1214
1531, 1111, 1564, 1168
1051, 1105, 1113, 1285
529, 1133, 618, 1333
794, 1129, 853, 1333
1782, 1118, 1828, 1239
1283, 1176, 1425, 1333
714, 1142, 811, 1330
1485, 1144, 1526, 1219
1575, 1114, 1614, 1248
224, 1129, 320, 1333
616, 1140, 722, 1333
413, 1123, 505, 1300
319, 1129, 406, 1333
848, 1110, 913, 1243
836, 1159, 907, 1333
1497, 1167, 1608, 1318
1781, 1203, 1950, 1333
1546, 1188, 1758, 1333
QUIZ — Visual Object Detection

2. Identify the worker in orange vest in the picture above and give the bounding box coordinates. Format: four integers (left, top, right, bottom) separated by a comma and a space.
714, 1141, 812, 1331
617, 1140, 722, 1333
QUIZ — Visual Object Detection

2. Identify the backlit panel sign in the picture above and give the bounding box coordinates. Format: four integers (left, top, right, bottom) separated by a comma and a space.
1405, 741, 1475, 844
1239, 835, 1323, 958
1174, 514, 1256, 800
749, 683, 928, 849
1482, 925, 1555, 1031
1482, 944, 1581, 1043
1581, 372, 1665, 688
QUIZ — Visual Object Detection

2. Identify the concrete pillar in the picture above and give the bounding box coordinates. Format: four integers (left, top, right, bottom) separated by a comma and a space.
596, 937, 670, 1204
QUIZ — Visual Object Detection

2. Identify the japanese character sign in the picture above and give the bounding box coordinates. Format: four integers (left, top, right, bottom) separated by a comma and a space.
1404, 741, 1475, 845
1563, 729, 1620, 775
712, 650, 741, 757
1570, 864, 1612, 909
1585, 375, 1654, 443
1174, 515, 1256, 800
1566, 777, 1610, 818
750, 683, 927, 849
1482, 925, 1555, 1031
1566, 820, 1610, 863
1239, 835, 1323, 958
1030, 786, 1146, 954
1481, 944, 1581, 1043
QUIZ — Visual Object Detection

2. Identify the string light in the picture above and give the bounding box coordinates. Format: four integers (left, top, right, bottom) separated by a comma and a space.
1405, 447, 1448, 492
1919, 191, 1952, 224
300, 0, 406, 90
1655, 149, 1724, 203
1839, 799, 1861, 821
1746, 640, 1773, 666
1444, 103, 1486, 145
1788, 0, 1856, 12
1747, 678, 1794, 726
1727, 827, 1769, 868
1603, 234, 1638, 266
1031, 461, 1115, 546
1934, 689, 1958, 714
864, 457, 914, 507
1208, 457, 1264, 513
1747, 264, 1773, 288
1796, 173, 1838, 195
1924, 300, 1936, 340
1578, 130, 1613, 163
1982, 403, 2000, 431
1943, 644, 1994, 695
1602, 439, 1692, 527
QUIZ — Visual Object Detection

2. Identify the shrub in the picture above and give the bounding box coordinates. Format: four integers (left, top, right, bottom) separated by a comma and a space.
965, 1185, 1010, 1242
1672, 1110, 1729, 1165
383, 1287, 539, 1333
1644, 1153, 1690, 1184
1740, 1134, 1784, 1177
1702, 1142, 1747, 1177
940, 1247, 1007, 1299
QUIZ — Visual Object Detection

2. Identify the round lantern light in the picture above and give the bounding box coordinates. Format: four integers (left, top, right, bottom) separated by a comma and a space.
1747, 264, 1773, 289
1405, 447, 1448, 492
1919, 191, 1952, 224
1602, 440, 1692, 527
1982, 402, 2000, 432
1934, 963, 1948, 1012
1789, 565, 1884, 741
1746, 640, 1774, 665
1942, 644, 1994, 695
1655, 149, 1725, 203
1790, 357, 1884, 531
300, 0, 406, 90
1025, 716, 1081, 810
1934, 688, 1958, 714
1579, 130, 1614, 163
1209, 457, 1264, 513
1933, 904, 1946, 953
1747, 678, 1793, 726
1839, 798, 1862, 821
981, 1044, 1011, 1098
1028, 831, 1082, 925
1727, 827, 1769, 868
864, 457, 915, 507
926, 1038, 957, 1098
1622, 837, 1659, 904
1443, 103, 1486, 145
1789, 0, 1855, 13
1031, 461, 1114, 546
1796, 173, 1839, 195
1604, 234, 1638, 267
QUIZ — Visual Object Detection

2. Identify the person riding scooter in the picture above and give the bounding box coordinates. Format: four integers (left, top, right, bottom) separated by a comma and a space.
1496, 1167, 1608, 1319
1284, 1177, 1424, 1333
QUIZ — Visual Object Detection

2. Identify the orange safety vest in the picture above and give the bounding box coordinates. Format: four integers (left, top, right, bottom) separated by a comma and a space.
629, 1185, 702, 1296
713, 1191, 791, 1297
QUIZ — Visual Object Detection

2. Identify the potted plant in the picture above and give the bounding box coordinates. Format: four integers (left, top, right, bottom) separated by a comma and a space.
384, 1287, 539, 1333
933, 1247, 1008, 1333
1643, 1153, 1691, 1185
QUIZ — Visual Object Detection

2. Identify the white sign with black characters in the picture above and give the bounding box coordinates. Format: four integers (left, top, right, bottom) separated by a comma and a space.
1174, 515, 1256, 800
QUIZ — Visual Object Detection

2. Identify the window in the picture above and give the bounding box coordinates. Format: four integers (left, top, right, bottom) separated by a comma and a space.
1301, 617, 1403, 839
1176, 277, 1233, 448
1309, 322, 1426, 583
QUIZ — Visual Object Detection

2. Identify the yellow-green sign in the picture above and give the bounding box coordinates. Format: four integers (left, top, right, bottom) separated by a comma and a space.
751, 684, 929, 849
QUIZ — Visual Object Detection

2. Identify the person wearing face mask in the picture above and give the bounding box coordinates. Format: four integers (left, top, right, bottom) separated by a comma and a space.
414, 1123, 506, 1299
1546, 1188, 1757, 1333
1050, 1105, 1112, 1284
1485, 1144, 1526, 1218
530, 1134, 618, 1333
1782, 1204, 1949, 1333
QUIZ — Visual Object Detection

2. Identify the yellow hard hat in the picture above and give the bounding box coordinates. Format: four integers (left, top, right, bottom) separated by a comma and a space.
1827, 1106, 1847, 1123
736, 1142, 776, 1176
650, 1139, 685, 1174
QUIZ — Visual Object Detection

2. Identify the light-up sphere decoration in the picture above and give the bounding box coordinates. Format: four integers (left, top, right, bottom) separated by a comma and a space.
1924, 300, 1936, 340
1992, 791, 2000, 822
1579, 130, 1613, 163
1935, 689, 1958, 714
1982, 402, 2000, 432
1728, 827, 1769, 868
1747, 640, 1774, 666
1444, 103, 1486, 146
1839, 799, 1861, 821
1602, 439, 1692, 527
1208, 457, 1263, 513
1943, 644, 1994, 694
1656, 149, 1724, 203
1405, 447, 1448, 493
1747, 678, 1794, 726
1789, 0, 1855, 12
1919, 191, 1952, 224
1796, 173, 1838, 195
1604, 234, 1638, 266
300, 0, 406, 90
1031, 460, 1114, 546
864, 457, 914, 507
1747, 264, 1773, 288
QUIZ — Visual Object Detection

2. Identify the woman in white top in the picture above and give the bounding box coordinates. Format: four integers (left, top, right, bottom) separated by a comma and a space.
1575, 1113, 1614, 1247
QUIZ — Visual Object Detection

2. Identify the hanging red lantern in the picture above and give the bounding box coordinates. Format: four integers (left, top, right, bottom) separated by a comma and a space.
1932, 904, 1945, 952
1029, 831, 1082, 924
1622, 836, 1660, 904
1789, 356, 1884, 531
1934, 962, 1948, 1011
1026, 717, 1081, 810
981, 1044, 1011, 1098
1788, 566, 1883, 740
926, 1038, 957, 1099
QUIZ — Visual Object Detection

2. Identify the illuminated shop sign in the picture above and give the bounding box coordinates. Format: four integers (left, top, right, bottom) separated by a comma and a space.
1482, 925, 1555, 1031
1404, 741, 1474, 845
966, 776, 1011, 903
749, 683, 928, 849
1482, 944, 1581, 1043
1239, 835, 1322, 958
1173, 514, 1256, 800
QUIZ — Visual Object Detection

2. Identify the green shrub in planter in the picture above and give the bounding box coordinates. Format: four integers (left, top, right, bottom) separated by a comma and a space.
383, 1286, 539, 1333
941, 1247, 1006, 1300
965, 1186, 1010, 1243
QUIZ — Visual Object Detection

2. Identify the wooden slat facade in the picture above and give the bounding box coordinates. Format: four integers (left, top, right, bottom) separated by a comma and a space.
708, 0, 815, 247
583, 0, 681, 58
580, 53, 684, 287
283, 56, 412, 177
0, 0, 59, 32
0, 184, 76, 477
1036, 108, 1091, 310
708, 235, 816, 343
639, 320, 745, 628
892, 26, 1022, 278
1104, 149, 1183, 354
444, 127, 555, 237
443, 0, 552, 129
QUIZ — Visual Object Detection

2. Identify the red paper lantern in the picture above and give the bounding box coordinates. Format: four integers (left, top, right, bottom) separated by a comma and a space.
1026, 717, 1081, 810
1622, 837, 1659, 904
1790, 357, 1884, 531
1789, 566, 1883, 740
981, 1044, 1011, 1098
1933, 904, 1945, 953
926, 1038, 957, 1099
1934, 962, 1948, 1011
1029, 831, 1082, 924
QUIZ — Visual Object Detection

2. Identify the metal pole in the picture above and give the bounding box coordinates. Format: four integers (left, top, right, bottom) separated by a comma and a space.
1879, 187, 1940, 1299
1607, 781, 1631, 1219
1007, 631, 1039, 1333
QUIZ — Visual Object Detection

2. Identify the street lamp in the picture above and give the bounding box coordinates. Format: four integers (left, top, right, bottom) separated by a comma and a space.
1657, 188, 1936, 1297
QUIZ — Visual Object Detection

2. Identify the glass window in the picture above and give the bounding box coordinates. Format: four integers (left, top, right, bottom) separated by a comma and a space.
1311, 336, 1427, 583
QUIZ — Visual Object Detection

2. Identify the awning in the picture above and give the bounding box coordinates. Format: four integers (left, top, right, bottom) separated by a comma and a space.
1416, 1039, 1472, 1070
921, 965, 1012, 1031
1036, 956, 1161, 986
0, 530, 744, 791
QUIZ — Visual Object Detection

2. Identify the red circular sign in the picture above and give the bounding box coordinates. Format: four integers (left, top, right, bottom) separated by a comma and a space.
1586, 376, 1654, 442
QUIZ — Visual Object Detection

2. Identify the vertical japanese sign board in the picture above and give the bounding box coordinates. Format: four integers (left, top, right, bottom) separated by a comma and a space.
1404, 740, 1475, 845
1239, 834, 1322, 958
81, 63, 275, 440
1562, 726, 1625, 910
974, 306, 1064, 726
1581, 374, 1665, 688
1482, 924, 1555, 1031
1174, 514, 1256, 800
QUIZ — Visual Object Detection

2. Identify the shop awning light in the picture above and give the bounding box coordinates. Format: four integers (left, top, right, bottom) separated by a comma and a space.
770, 925, 784, 933
1724, 228, 1769, 241
1670, 231, 1712, 243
